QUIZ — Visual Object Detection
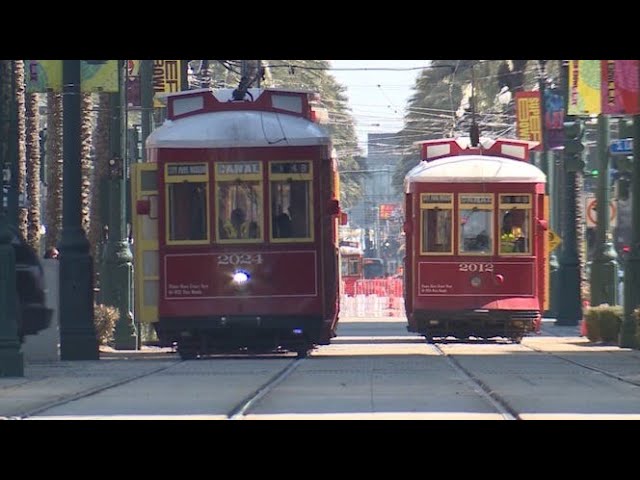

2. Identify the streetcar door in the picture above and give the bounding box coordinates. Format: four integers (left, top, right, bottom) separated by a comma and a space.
131, 163, 159, 327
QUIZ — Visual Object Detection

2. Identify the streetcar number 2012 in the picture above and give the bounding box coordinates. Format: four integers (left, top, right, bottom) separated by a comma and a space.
458, 263, 493, 272
217, 253, 263, 265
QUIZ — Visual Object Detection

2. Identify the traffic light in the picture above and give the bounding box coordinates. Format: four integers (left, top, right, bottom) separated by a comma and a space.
617, 173, 631, 201
564, 119, 586, 154
564, 119, 586, 171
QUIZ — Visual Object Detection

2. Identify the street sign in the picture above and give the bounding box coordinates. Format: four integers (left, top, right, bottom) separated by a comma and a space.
548, 230, 562, 253
584, 194, 617, 228
610, 138, 633, 155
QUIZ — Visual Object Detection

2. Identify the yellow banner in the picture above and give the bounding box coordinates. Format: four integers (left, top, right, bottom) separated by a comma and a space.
26, 60, 119, 93
26, 60, 62, 93
568, 60, 601, 115
81, 60, 119, 92
153, 60, 182, 107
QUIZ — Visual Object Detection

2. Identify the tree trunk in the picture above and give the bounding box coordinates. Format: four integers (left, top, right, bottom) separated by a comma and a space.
26, 92, 40, 252
45, 92, 63, 250
91, 93, 110, 285
14, 60, 27, 240
81, 92, 93, 238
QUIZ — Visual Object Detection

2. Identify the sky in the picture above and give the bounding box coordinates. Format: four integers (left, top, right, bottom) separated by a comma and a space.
329, 60, 431, 156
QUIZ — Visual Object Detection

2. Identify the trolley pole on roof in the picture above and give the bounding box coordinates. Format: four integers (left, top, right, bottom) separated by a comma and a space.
0, 60, 24, 376
589, 114, 619, 305
556, 60, 583, 326
619, 114, 640, 347
59, 60, 99, 359
101, 60, 137, 350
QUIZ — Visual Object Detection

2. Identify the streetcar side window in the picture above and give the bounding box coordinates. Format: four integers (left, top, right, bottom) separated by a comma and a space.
165, 163, 209, 245
420, 193, 453, 255
269, 161, 313, 242
348, 258, 361, 275
499, 194, 532, 255
215, 161, 263, 243
458, 193, 494, 256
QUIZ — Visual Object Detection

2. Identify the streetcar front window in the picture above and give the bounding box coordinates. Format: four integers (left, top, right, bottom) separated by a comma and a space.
215, 161, 263, 243
458, 193, 494, 255
165, 163, 210, 244
420, 193, 453, 255
269, 161, 313, 242
167, 183, 208, 241
499, 194, 532, 255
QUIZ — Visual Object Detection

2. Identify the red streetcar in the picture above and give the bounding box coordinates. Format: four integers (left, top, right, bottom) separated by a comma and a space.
131, 87, 343, 358
339, 240, 364, 295
403, 137, 549, 342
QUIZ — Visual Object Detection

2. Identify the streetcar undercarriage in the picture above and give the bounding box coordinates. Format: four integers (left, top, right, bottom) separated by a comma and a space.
155, 315, 332, 359
409, 309, 541, 343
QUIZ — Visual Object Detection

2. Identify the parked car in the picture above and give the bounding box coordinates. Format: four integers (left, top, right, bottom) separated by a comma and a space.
9, 225, 52, 341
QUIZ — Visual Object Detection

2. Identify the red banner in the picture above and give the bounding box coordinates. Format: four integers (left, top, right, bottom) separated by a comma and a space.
515, 91, 543, 147
601, 60, 640, 115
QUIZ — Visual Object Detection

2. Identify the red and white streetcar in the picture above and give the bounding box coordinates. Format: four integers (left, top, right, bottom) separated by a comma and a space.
131, 87, 343, 358
403, 137, 549, 342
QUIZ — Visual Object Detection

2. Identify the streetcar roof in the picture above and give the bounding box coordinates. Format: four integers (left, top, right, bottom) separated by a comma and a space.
339, 246, 363, 255
147, 110, 331, 148
404, 155, 546, 191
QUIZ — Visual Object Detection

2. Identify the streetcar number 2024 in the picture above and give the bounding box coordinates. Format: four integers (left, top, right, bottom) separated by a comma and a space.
458, 263, 493, 272
217, 253, 263, 265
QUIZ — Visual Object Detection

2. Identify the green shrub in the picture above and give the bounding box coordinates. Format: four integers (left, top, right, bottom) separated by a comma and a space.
583, 304, 623, 343
94, 303, 119, 346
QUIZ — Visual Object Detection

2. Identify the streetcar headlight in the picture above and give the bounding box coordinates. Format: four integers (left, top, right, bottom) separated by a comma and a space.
470, 276, 482, 288
232, 270, 251, 285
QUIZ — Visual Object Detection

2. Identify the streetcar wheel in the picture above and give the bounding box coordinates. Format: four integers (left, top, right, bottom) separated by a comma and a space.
511, 336, 523, 344
423, 334, 433, 343
178, 345, 198, 360
296, 346, 311, 359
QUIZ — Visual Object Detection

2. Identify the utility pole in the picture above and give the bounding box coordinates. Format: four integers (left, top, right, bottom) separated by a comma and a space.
140, 60, 153, 162
0, 60, 24, 376
102, 60, 137, 350
589, 114, 619, 305
556, 60, 583, 326
538, 60, 559, 317
59, 60, 99, 360
619, 114, 640, 347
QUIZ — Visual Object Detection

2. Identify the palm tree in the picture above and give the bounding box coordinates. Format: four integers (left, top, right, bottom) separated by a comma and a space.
81, 92, 93, 240
26, 91, 40, 252
90, 93, 109, 281
14, 61, 27, 240
45, 92, 63, 251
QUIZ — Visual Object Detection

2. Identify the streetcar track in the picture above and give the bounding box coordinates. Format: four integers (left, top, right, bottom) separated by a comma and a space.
228, 357, 305, 419
9, 360, 184, 419
521, 342, 640, 389
427, 342, 519, 420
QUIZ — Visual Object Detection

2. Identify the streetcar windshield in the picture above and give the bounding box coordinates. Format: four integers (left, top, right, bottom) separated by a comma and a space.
363, 258, 385, 279
215, 161, 263, 243
458, 193, 494, 255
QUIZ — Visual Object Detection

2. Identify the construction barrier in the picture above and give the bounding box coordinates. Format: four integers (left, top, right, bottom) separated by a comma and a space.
341, 278, 405, 317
